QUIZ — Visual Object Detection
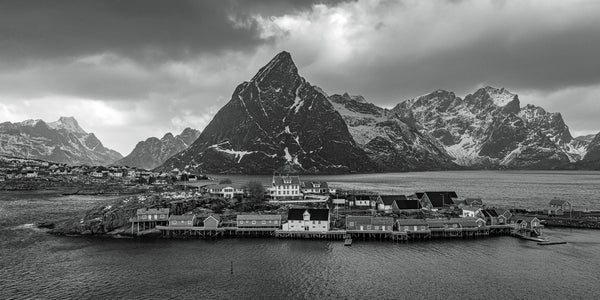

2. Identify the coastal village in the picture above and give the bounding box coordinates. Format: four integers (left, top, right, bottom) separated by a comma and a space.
2, 155, 597, 244
125, 174, 570, 245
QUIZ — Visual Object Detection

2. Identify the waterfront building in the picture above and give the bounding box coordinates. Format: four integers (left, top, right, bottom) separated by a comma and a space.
271, 175, 302, 201
206, 184, 245, 199
396, 219, 430, 233
377, 195, 405, 212
346, 216, 394, 231
515, 216, 541, 230
548, 199, 572, 216
136, 208, 170, 221
494, 209, 513, 224
236, 214, 281, 229
282, 208, 330, 232
169, 214, 197, 227
203, 215, 221, 229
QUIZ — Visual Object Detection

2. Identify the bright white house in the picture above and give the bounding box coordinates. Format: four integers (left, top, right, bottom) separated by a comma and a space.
282, 208, 330, 232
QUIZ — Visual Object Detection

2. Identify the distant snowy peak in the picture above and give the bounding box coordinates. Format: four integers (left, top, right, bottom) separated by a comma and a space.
48, 116, 88, 135
0, 117, 121, 165
482, 86, 518, 107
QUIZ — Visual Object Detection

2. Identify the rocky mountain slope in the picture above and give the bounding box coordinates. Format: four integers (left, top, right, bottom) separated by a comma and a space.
0, 117, 121, 165
328, 93, 457, 171
393, 87, 588, 169
115, 128, 200, 170
583, 133, 600, 162
159, 51, 374, 174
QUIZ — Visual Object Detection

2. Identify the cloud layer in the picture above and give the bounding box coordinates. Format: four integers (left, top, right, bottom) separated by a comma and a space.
1, 0, 599, 154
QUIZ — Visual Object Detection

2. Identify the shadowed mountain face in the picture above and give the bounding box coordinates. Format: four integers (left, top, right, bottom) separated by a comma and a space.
115, 128, 200, 170
328, 93, 458, 171
158, 51, 374, 174
0, 117, 121, 165
393, 87, 587, 169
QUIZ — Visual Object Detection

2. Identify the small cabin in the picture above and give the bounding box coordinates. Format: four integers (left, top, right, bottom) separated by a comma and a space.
548, 200, 572, 216
237, 214, 281, 229
203, 215, 221, 229
169, 214, 197, 227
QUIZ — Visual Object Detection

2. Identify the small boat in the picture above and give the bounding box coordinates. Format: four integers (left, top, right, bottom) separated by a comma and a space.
344, 238, 352, 246
538, 241, 567, 246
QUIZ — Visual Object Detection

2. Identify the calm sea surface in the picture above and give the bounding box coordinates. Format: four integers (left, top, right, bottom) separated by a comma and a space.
1, 171, 600, 299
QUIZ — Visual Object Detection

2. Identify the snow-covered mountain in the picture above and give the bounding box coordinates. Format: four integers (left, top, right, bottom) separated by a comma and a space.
393, 87, 587, 168
328, 93, 457, 171
0, 116, 122, 165
115, 128, 200, 170
158, 51, 374, 174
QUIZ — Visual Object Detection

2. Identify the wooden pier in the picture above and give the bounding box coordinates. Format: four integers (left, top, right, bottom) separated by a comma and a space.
274, 230, 346, 240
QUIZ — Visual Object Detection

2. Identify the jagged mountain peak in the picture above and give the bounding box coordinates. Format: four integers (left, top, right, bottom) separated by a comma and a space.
251, 51, 299, 84
161, 132, 174, 140
48, 116, 87, 135
19, 119, 45, 127
340, 92, 367, 103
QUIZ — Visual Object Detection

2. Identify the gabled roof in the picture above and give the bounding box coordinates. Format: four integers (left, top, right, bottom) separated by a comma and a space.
379, 195, 406, 205
206, 183, 245, 190
515, 216, 539, 223
415, 192, 425, 199
204, 215, 221, 222
354, 194, 375, 201
549, 199, 570, 206
457, 217, 479, 227
237, 214, 281, 221
396, 218, 428, 226
424, 192, 457, 208
169, 214, 195, 221
288, 208, 329, 221
273, 175, 300, 185
301, 181, 329, 189
464, 198, 483, 205
395, 199, 422, 209
137, 208, 170, 215
481, 209, 498, 218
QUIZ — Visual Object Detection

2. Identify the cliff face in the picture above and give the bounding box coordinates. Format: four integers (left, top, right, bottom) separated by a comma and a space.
115, 128, 200, 170
0, 117, 121, 165
158, 51, 374, 174
393, 87, 583, 168
328, 93, 458, 171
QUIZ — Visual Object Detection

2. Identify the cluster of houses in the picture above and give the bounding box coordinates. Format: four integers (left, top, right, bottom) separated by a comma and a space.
131, 203, 542, 238
0, 156, 204, 185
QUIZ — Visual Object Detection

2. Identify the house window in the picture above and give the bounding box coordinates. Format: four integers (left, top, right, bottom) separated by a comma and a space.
262, 221, 266, 224
187, 221, 192, 225
374, 226, 379, 230
349, 222, 354, 227
367, 225, 371, 230
172, 221, 177, 224
252, 221, 256, 224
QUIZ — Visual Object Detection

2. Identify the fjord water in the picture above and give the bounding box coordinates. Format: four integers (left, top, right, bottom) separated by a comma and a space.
1, 171, 600, 299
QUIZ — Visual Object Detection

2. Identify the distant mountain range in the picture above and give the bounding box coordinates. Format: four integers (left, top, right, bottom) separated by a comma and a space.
2, 52, 598, 172
0, 117, 121, 165
115, 128, 200, 170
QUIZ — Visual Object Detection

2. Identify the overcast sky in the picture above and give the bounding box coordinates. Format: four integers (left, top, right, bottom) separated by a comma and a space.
1, 0, 599, 155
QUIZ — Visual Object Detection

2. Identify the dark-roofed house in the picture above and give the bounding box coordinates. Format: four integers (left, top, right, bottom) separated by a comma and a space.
548, 199, 572, 216
346, 216, 394, 232
377, 195, 406, 212
420, 192, 458, 209
169, 214, 197, 227
271, 175, 302, 201
300, 181, 332, 195
480, 209, 500, 225
396, 219, 430, 233
494, 209, 513, 224
236, 214, 281, 229
282, 208, 330, 232
393, 198, 422, 214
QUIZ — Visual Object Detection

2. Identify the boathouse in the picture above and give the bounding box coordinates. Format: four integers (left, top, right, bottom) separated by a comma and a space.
236, 214, 281, 229
346, 216, 394, 231
351, 194, 377, 209
282, 208, 330, 232
377, 195, 405, 212
203, 215, 221, 229
169, 214, 197, 227
396, 219, 429, 233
